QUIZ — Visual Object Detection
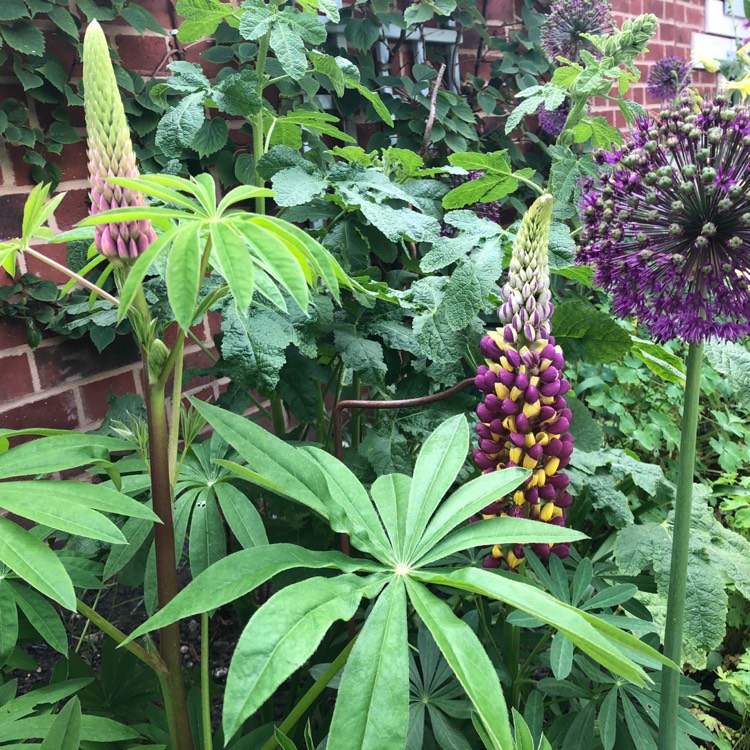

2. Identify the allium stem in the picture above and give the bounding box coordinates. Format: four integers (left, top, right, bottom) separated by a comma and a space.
657, 341, 703, 750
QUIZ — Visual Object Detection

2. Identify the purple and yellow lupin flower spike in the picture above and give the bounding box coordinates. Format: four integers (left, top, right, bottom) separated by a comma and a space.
473, 194, 574, 569
83, 20, 155, 262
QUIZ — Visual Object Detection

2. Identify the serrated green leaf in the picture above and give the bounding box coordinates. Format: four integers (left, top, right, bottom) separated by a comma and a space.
192, 117, 228, 157
271, 167, 327, 206
175, 0, 232, 42
220, 305, 294, 392
334, 327, 387, 386
270, 23, 307, 80
552, 300, 632, 363
2, 21, 45, 55
155, 93, 205, 158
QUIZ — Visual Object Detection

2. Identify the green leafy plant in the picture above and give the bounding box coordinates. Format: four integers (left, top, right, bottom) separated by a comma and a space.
127, 407, 674, 748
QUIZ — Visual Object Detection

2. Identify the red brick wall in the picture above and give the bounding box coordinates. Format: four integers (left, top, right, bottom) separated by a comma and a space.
0, 0, 223, 432
0, 0, 714, 431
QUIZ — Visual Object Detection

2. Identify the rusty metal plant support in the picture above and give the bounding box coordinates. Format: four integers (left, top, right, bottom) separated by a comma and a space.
332, 377, 476, 557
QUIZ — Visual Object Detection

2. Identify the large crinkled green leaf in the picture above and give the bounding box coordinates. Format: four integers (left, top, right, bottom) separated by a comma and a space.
705, 339, 750, 407
155, 92, 205, 157
333, 327, 387, 386
405, 578, 514, 750
303, 447, 393, 561
403, 414, 468, 559
328, 580, 409, 750
0, 516, 75, 610
551, 299, 632, 364
270, 22, 307, 80
219, 304, 296, 393
126, 543, 383, 641
613, 491, 750, 667
223, 573, 388, 740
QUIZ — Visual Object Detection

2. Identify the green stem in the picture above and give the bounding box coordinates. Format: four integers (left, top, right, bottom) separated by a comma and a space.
504, 614, 521, 710
145, 379, 195, 750
187, 329, 218, 364
76, 599, 168, 676
270, 394, 285, 436
251, 31, 271, 215
201, 612, 212, 750
657, 341, 703, 750
259, 637, 357, 750
168, 334, 185, 485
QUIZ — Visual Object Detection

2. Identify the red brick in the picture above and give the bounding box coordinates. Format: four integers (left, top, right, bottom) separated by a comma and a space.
55, 189, 90, 231
0, 353, 34, 401
79, 369, 139, 422
115, 34, 172, 76
51, 141, 89, 183
34, 336, 139, 390
205, 310, 222, 338
0, 318, 29, 349
181, 347, 218, 390
0, 389, 79, 430
25, 243, 71, 285
0, 194, 28, 241
183, 41, 224, 78
133, 0, 177, 29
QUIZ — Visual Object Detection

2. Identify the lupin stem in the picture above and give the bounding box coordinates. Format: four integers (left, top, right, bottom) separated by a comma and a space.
657, 341, 703, 750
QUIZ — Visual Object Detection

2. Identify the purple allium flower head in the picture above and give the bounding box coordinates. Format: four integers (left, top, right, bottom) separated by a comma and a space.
646, 56, 692, 101
83, 21, 156, 263
541, 0, 613, 63
578, 95, 750, 343
538, 101, 570, 138
473, 195, 575, 569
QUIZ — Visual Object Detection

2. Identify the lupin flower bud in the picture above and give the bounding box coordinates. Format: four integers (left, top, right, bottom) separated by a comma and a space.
473, 194, 575, 569
83, 20, 155, 262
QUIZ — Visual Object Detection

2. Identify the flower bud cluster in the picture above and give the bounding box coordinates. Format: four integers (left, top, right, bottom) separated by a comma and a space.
472, 195, 575, 569
84, 21, 155, 262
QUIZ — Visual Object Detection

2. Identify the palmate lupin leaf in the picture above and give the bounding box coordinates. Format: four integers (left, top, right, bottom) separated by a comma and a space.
78, 173, 377, 331
126, 403, 676, 748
